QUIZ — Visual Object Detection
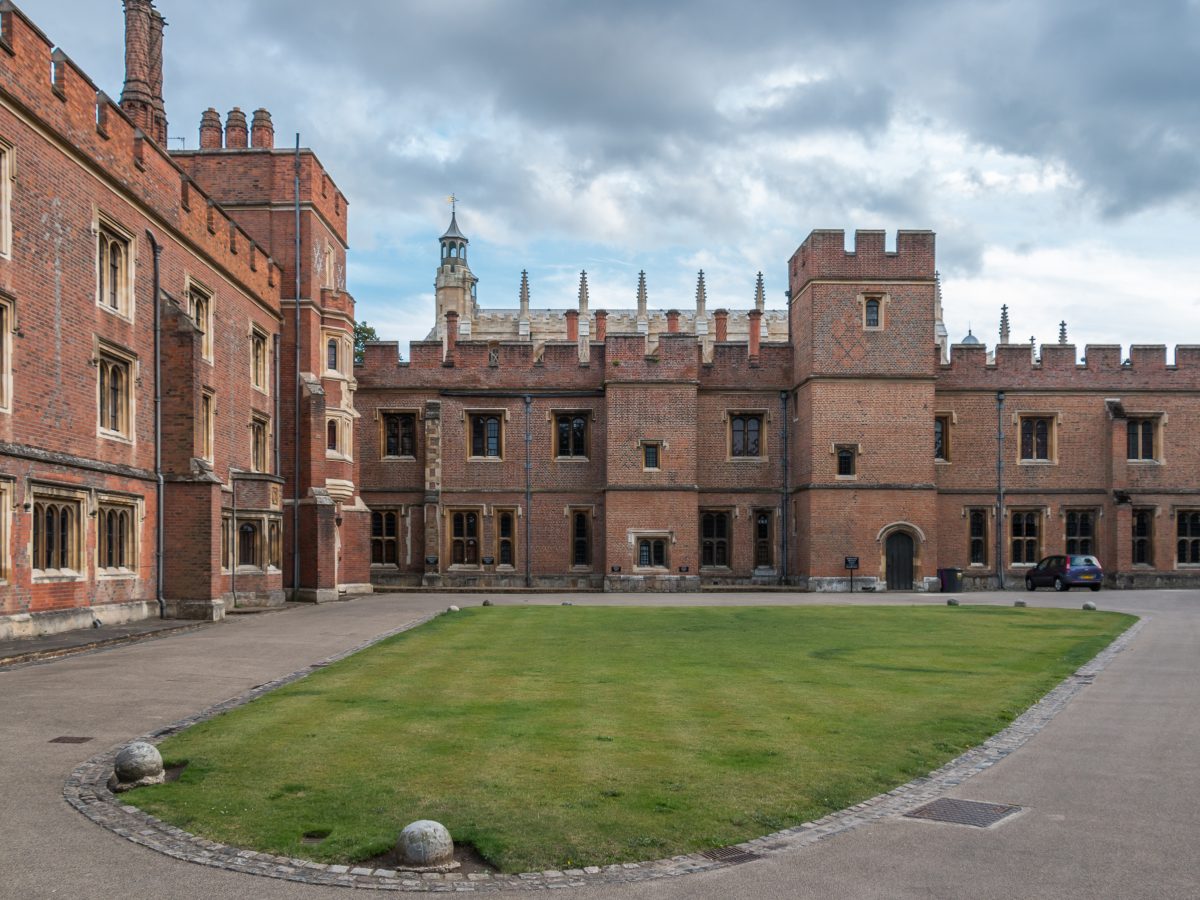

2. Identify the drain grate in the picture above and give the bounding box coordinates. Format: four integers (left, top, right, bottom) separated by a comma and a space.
49, 736, 94, 744
700, 846, 761, 865
904, 798, 1020, 828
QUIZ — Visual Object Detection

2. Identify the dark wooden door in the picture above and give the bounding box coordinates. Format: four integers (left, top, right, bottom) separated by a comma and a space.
885, 532, 914, 590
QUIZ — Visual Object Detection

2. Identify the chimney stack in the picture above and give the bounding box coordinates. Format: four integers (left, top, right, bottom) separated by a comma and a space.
444, 311, 459, 364
595, 309, 608, 342
225, 108, 248, 148
251, 108, 274, 148
120, 0, 168, 145
666, 310, 680, 333
748, 309, 763, 360
565, 309, 579, 342
198, 108, 222, 149
714, 309, 729, 342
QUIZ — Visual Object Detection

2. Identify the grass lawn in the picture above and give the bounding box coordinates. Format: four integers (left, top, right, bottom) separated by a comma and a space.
128, 604, 1132, 872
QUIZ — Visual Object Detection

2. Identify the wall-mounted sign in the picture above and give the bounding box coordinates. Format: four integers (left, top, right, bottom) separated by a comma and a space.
425, 556, 438, 566
481, 556, 495, 566
610, 565, 622, 573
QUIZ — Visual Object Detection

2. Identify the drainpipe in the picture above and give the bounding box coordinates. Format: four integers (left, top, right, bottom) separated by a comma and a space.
146, 229, 165, 618
230, 470, 239, 607
273, 334, 281, 476
779, 389, 789, 585
996, 391, 1006, 589
291, 133, 302, 599
523, 394, 532, 588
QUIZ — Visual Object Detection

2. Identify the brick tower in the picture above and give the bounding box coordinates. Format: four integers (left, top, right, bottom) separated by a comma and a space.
119, 0, 167, 145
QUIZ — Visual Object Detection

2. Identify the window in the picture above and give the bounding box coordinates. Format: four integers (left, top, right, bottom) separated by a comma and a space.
556, 413, 588, 458
1178, 511, 1200, 565
0, 481, 10, 583
97, 350, 133, 438
371, 510, 399, 565
642, 441, 661, 470
1132, 509, 1153, 566
97, 501, 136, 572
637, 537, 668, 569
251, 416, 269, 473
0, 294, 11, 413
571, 511, 591, 567
1127, 418, 1158, 461
700, 511, 730, 567
864, 297, 881, 328
450, 510, 479, 565
470, 414, 503, 458
836, 444, 857, 477
237, 520, 260, 568
754, 511, 773, 568
969, 509, 988, 566
731, 413, 763, 457
1020, 416, 1053, 461
327, 418, 339, 452
251, 329, 268, 391
1065, 510, 1095, 555
382, 413, 417, 458
189, 284, 212, 361
496, 509, 516, 567
934, 415, 951, 461
267, 519, 282, 569
200, 391, 214, 462
0, 140, 11, 259
31, 492, 83, 574
1011, 511, 1040, 564
327, 337, 339, 373
221, 515, 232, 571
98, 224, 132, 316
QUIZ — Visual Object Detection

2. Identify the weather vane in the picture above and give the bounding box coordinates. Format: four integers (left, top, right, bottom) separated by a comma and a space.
446, 193, 457, 215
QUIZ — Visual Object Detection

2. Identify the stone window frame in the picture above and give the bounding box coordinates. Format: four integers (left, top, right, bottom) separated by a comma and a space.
323, 329, 352, 378
858, 291, 890, 331
378, 408, 419, 460
934, 411, 955, 463
568, 506, 595, 571
1126, 413, 1166, 464
446, 507, 483, 569
200, 389, 215, 463
633, 530, 671, 572
1008, 507, 1045, 567
95, 338, 137, 443
96, 493, 140, 577
0, 137, 12, 260
966, 506, 990, 568
249, 325, 269, 394
726, 409, 769, 461
220, 514, 233, 572
699, 508, 733, 570
494, 506, 519, 570
752, 508, 775, 569
266, 517, 283, 571
29, 483, 88, 581
551, 409, 591, 461
465, 408, 507, 461
95, 212, 135, 322
186, 277, 214, 363
1016, 411, 1060, 464
641, 439, 664, 471
326, 413, 353, 461
250, 414, 271, 474
0, 478, 12, 584
0, 290, 13, 415
833, 442, 860, 480
1132, 507, 1154, 567
1063, 507, 1099, 556
236, 518, 262, 571
1174, 508, 1200, 568
371, 508, 401, 567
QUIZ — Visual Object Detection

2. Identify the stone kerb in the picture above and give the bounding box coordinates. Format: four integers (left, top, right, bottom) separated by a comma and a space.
64, 612, 1144, 892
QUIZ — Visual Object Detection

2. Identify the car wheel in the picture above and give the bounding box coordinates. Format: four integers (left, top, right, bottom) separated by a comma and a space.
1054, 577, 1068, 592
1090, 585, 1101, 592
1025, 577, 1035, 591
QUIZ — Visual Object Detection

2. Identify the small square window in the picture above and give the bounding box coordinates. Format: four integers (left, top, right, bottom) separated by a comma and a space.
1019, 415, 1055, 461
642, 441, 661, 470
835, 444, 857, 477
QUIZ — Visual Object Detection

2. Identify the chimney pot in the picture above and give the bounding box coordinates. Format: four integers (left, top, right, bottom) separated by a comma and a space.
666, 310, 680, 333
714, 309, 729, 342
595, 309, 608, 342
444, 311, 459, 363
748, 309, 763, 359
251, 108, 274, 149
199, 108, 222, 149
565, 309, 580, 343
225, 107, 248, 148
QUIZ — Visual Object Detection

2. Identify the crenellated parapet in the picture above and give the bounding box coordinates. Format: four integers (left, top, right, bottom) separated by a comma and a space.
789, 229, 936, 289
939, 342, 1200, 390
0, 1, 282, 303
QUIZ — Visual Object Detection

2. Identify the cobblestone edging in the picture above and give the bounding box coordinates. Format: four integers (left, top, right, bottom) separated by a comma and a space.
64, 614, 1146, 892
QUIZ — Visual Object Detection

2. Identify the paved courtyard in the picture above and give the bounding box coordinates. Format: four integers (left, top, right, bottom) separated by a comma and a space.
2, 589, 1197, 899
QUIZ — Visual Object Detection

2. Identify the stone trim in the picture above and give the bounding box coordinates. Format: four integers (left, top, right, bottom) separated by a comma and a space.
65, 613, 1144, 892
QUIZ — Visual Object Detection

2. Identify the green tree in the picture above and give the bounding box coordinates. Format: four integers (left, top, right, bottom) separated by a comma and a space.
354, 320, 380, 364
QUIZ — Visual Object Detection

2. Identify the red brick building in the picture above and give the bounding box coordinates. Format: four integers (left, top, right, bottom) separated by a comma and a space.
0, 1, 367, 638
358, 220, 1200, 593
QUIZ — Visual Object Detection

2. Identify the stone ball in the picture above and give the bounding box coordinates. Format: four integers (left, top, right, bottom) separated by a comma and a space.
946, 598, 960, 606
447, 605, 460, 613
1014, 600, 1027, 608
1082, 601, 1097, 611
562, 601, 573, 606
482, 599, 494, 606
114, 742, 163, 783
398, 820, 454, 867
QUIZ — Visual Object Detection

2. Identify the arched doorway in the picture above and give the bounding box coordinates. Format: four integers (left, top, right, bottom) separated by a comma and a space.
885, 531, 914, 590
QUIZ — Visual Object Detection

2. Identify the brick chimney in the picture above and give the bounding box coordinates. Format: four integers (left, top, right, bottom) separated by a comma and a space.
666, 309, 680, 333
120, 0, 168, 145
714, 309, 729, 342
225, 108, 248, 149
565, 309, 579, 343
198, 108, 222, 149
251, 108, 274, 148
595, 309, 608, 342
444, 311, 459, 365
748, 309, 762, 360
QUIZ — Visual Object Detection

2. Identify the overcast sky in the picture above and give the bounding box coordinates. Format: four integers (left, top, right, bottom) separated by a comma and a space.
24, 0, 1200, 358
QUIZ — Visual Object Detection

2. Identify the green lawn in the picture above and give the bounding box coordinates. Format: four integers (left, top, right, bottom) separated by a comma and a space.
129, 605, 1132, 872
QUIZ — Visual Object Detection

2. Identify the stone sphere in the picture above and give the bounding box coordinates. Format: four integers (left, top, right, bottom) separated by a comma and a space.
482, 599, 494, 606
1014, 600, 1027, 608
447, 605, 460, 613
946, 598, 960, 607
398, 820, 454, 867
1082, 601, 1097, 611
114, 742, 163, 783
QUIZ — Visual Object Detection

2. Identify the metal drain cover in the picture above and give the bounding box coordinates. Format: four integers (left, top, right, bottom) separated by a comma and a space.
904, 798, 1020, 828
49, 736, 94, 744
700, 846, 761, 865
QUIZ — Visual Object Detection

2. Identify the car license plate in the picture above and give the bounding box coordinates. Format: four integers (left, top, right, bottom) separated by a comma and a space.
1081, 574, 1095, 580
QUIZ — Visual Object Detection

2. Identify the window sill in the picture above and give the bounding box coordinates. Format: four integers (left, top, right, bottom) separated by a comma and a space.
1127, 459, 1162, 465
98, 429, 134, 445
554, 456, 590, 463
699, 565, 732, 573
381, 455, 418, 462
96, 303, 134, 324
1017, 459, 1055, 466
97, 568, 136, 579
325, 451, 352, 461
633, 566, 670, 574
727, 457, 767, 463
447, 564, 482, 571
370, 563, 401, 569
1010, 563, 1035, 569
467, 456, 504, 462
935, 458, 950, 465
835, 475, 858, 481
235, 565, 264, 575
32, 570, 84, 583
569, 565, 593, 573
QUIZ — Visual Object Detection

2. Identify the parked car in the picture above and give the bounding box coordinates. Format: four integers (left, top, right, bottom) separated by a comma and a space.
1024, 555, 1103, 592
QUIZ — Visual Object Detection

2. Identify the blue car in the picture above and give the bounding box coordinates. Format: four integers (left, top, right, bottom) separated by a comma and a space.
1025, 555, 1103, 592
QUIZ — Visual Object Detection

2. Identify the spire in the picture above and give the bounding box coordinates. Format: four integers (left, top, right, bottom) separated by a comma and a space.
1030, 335, 1037, 363
754, 272, 766, 311
999, 304, 1011, 344
519, 270, 530, 315
695, 270, 707, 314
577, 270, 589, 312
1058, 320, 1068, 344
636, 270, 648, 319
440, 211, 467, 242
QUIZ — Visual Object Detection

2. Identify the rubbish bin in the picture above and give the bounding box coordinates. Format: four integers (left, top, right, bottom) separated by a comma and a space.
938, 567, 963, 592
